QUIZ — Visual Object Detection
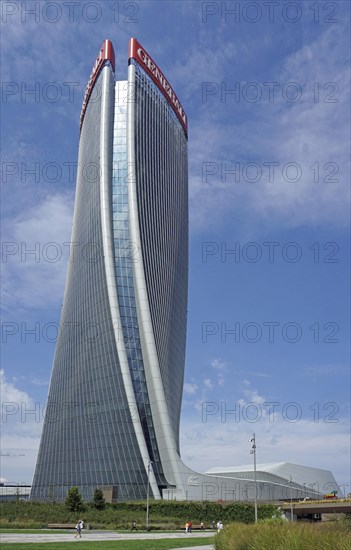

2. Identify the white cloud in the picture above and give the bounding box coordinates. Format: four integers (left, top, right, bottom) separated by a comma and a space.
193, 399, 205, 413
189, 23, 350, 233
218, 374, 225, 386
1, 7, 133, 85
0, 370, 42, 483
210, 359, 228, 386
1, 192, 74, 315
203, 378, 213, 389
172, 40, 241, 101
0, 369, 31, 404
302, 364, 348, 381
184, 382, 199, 395
211, 358, 227, 371
239, 380, 266, 407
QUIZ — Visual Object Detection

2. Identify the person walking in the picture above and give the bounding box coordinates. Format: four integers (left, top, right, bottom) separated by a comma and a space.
74, 519, 84, 538
188, 520, 192, 533
217, 520, 223, 533
185, 521, 189, 533
131, 520, 138, 531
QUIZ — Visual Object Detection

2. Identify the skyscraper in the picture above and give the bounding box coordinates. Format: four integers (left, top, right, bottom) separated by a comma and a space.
31, 39, 334, 503
31, 38, 189, 501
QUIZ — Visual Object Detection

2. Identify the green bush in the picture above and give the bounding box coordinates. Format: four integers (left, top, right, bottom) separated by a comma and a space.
0, 500, 276, 529
92, 488, 106, 510
65, 487, 85, 512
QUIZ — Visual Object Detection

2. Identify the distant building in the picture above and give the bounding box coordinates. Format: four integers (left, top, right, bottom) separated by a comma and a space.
0, 485, 31, 502
205, 463, 340, 499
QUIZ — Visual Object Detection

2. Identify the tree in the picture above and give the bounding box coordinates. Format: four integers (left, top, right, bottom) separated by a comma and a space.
92, 488, 106, 510
48, 483, 56, 505
65, 486, 84, 512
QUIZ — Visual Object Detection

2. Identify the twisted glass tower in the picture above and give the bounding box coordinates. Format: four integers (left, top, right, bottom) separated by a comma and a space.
31, 39, 336, 504
31, 39, 188, 501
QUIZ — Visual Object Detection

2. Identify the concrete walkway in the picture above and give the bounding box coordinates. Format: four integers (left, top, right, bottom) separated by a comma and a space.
0, 530, 216, 546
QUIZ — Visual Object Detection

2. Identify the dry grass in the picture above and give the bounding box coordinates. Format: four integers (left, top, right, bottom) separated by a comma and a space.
215, 519, 351, 550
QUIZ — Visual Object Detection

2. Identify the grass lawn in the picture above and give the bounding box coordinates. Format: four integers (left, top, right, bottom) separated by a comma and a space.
0, 537, 215, 549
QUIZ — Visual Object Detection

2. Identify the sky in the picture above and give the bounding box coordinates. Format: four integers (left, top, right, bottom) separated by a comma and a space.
1, 0, 350, 494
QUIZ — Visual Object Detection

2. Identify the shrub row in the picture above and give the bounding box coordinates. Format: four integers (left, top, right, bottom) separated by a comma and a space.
0, 500, 277, 528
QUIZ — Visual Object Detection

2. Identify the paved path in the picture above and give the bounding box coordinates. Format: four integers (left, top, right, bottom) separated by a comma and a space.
0, 530, 216, 545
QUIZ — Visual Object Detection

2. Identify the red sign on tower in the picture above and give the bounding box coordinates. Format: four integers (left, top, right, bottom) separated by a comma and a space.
129, 38, 188, 137
80, 39, 115, 130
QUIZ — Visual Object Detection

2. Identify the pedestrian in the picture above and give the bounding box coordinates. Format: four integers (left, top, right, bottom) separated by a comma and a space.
217, 520, 223, 533
188, 520, 192, 533
131, 520, 138, 531
74, 519, 84, 538
200, 521, 204, 530
185, 521, 189, 533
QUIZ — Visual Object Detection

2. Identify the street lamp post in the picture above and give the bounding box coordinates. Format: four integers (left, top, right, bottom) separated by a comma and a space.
340, 484, 349, 498
146, 461, 153, 531
250, 433, 258, 523
309, 482, 319, 499
289, 475, 294, 522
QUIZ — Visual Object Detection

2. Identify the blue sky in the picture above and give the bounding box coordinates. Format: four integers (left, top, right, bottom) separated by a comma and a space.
1, 0, 350, 493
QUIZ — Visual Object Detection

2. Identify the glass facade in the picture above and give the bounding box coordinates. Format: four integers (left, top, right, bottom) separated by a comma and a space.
31, 65, 149, 502
112, 82, 167, 489
132, 60, 188, 451
31, 41, 188, 502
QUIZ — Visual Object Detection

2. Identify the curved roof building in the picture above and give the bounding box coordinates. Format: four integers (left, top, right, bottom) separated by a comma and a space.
205, 463, 340, 500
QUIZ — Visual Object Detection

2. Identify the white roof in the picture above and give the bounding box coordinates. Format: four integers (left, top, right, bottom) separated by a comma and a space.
205, 462, 338, 493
